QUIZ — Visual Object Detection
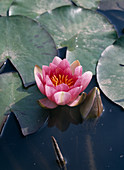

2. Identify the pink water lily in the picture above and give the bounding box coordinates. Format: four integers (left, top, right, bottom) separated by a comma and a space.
34, 56, 92, 109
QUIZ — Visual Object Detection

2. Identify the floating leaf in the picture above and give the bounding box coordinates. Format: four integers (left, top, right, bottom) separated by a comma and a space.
97, 36, 124, 108
99, 0, 124, 11
0, 61, 4, 68
9, 0, 71, 19
0, 72, 49, 136
0, 0, 13, 16
98, 0, 124, 37
80, 87, 103, 119
37, 5, 117, 74
0, 16, 57, 87
72, 0, 100, 10
98, 10, 124, 38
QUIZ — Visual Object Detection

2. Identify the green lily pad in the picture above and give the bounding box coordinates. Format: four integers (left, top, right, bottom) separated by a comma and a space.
97, 36, 124, 108
0, 16, 57, 87
0, 62, 4, 68
72, 0, 100, 9
37, 5, 117, 74
9, 0, 71, 19
0, 72, 49, 136
99, 0, 124, 11
0, 0, 13, 16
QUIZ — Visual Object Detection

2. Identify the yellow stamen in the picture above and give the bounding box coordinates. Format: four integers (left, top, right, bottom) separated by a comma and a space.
51, 74, 74, 87
62, 75, 64, 82
59, 74, 61, 80
65, 75, 68, 84
68, 78, 73, 83
68, 81, 74, 86
54, 75, 58, 81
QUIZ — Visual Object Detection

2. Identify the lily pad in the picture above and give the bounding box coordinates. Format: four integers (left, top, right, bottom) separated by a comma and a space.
98, 9, 124, 38
9, 0, 71, 19
0, 72, 49, 136
0, 61, 4, 68
72, 0, 100, 10
97, 36, 124, 108
37, 5, 117, 74
0, 0, 13, 16
0, 16, 57, 87
99, 0, 124, 11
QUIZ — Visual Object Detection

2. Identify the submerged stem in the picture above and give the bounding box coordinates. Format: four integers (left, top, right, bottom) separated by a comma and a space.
51, 136, 67, 169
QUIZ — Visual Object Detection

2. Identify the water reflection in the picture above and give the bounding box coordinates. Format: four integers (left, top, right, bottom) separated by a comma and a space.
47, 87, 103, 132
48, 105, 82, 131
86, 135, 97, 170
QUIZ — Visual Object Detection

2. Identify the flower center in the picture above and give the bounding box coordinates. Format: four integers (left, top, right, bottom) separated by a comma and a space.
51, 74, 74, 87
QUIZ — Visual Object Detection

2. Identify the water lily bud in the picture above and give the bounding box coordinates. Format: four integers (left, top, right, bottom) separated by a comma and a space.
80, 87, 103, 119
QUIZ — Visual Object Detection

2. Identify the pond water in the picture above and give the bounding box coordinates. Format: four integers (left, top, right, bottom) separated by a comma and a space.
0, 73, 124, 170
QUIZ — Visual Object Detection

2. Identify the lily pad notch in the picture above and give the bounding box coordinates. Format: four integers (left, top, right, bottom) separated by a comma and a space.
0, 15, 57, 87
97, 36, 124, 109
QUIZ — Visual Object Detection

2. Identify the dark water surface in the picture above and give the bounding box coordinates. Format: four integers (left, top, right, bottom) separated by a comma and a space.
0, 74, 124, 170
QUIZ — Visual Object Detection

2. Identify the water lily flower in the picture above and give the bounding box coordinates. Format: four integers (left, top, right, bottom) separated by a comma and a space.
34, 56, 92, 109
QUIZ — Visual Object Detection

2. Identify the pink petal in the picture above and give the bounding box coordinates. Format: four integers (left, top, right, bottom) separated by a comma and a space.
67, 92, 87, 107
67, 95, 81, 107
45, 75, 54, 87
34, 65, 43, 79
38, 98, 57, 109
52, 56, 62, 66
57, 59, 70, 70
53, 91, 71, 105
49, 63, 57, 74
40, 65, 50, 84
42, 65, 50, 76
74, 75, 84, 87
56, 83, 69, 92
74, 71, 92, 88
70, 60, 80, 75
55, 67, 63, 76
63, 67, 72, 77
35, 73, 45, 95
68, 86, 82, 102
74, 66, 82, 76
81, 71, 93, 91
45, 85, 57, 101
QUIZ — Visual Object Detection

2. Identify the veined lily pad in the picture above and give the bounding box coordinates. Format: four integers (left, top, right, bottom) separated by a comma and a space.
0, 16, 57, 87
9, 0, 71, 19
72, 0, 100, 10
0, 72, 49, 136
37, 5, 117, 74
97, 36, 124, 108
0, 0, 13, 16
